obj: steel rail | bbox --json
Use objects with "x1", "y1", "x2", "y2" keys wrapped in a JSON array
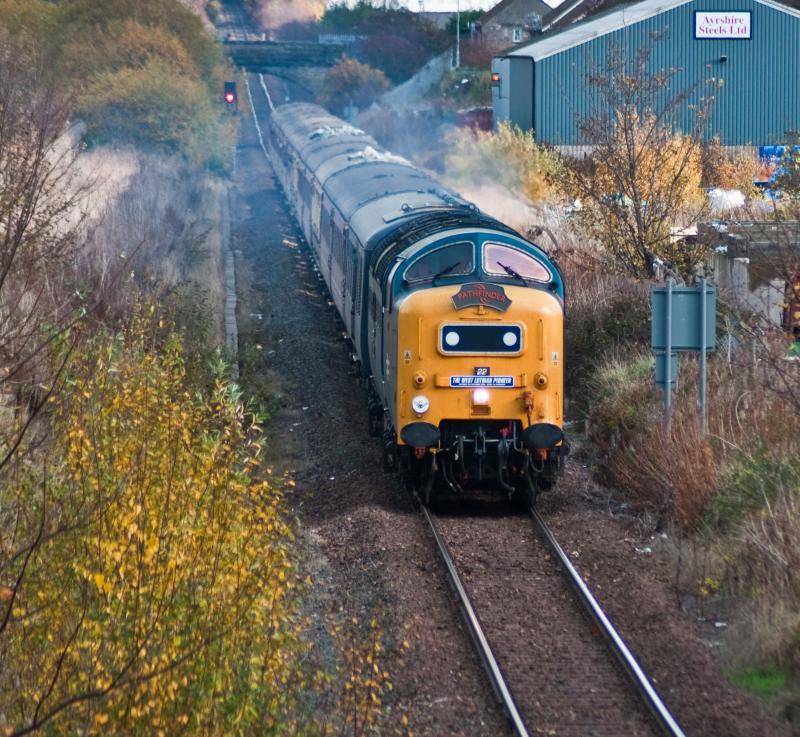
[
  {"x1": 530, "y1": 507, "x2": 688, "y2": 737},
  {"x1": 244, "y1": 76, "x2": 271, "y2": 163},
  {"x1": 422, "y1": 506, "x2": 532, "y2": 737},
  {"x1": 258, "y1": 74, "x2": 276, "y2": 113}
]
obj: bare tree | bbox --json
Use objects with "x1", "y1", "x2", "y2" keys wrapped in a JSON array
[
  {"x1": 567, "y1": 38, "x2": 717, "y2": 277},
  {"x1": 0, "y1": 35, "x2": 98, "y2": 468},
  {"x1": 709, "y1": 181, "x2": 800, "y2": 415}
]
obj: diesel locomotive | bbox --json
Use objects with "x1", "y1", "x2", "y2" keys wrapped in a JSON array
[{"x1": 267, "y1": 103, "x2": 566, "y2": 502}]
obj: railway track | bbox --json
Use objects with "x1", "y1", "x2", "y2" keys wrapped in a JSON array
[
  {"x1": 243, "y1": 56, "x2": 686, "y2": 737},
  {"x1": 424, "y1": 503, "x2": 688, "y2": 737}
]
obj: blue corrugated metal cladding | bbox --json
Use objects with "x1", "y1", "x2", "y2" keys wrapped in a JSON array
[{"x1": 533, "y1": 0, "x2": 799, "y2": 145}]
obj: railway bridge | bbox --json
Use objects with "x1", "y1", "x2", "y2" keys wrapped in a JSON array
[{"x1": 223, "y1": 40, "x2": 345, "y2": 97}]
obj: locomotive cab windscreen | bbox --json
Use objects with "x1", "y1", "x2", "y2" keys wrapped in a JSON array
[{"x1": 403, "y1": 242, "x2": 475, "y2": 284}]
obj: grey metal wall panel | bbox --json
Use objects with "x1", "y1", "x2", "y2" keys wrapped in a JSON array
[
  {"x1": 491, "y1": 57, "x2": 512, "y2": 127},
  {"x1": 531, "y1": 0, "x2": 800, "y2": 145},
  {"x1": 510, "y1": 57, "x2": 535, "y2": 130}
]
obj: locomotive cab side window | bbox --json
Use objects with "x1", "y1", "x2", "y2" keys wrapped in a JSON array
[
  {"x1": 404, "y1": 242, "x2": 474, "y2": 284},
  {"x1": 482, "y1": 242, "x2": 551, "y2": 283}
]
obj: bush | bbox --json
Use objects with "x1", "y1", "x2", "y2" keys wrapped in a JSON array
[
  {"x1": 0, "y1": 307, "x2": 309, "y2": 736},
  {"x1": 707, "y1": 450, "x2": 800, "y2": 530},
  {"x1": 562, "y1": 257, "x2": 650, "y2": 409},
  {"x1": 58, "y1": 0, "x2": 225, "y2": 83},
  {"x1": 318, "y1": 55, "x2": 389, "y2": 116},
  {"x1": 0, "y1": 0, "x2": 234, "y2": 166},
  {"x1": 701, "y1": 136, "x2": 760, "y2": 196},
  {"x1": 78, "y1": 59, "x2": 233, "y2": 168},
  {"x1": 445, "y1": 122, "x2": 563, "y2": 203},
  {"x1": 60, "y1": 18, "x2": 198, "y2": 80},
  {"x1": 586, "y1": 351, "x2": 720, "y2": 525},
  {"x1": 587, "y1": 351, "x2": 659, "y2": 456}
]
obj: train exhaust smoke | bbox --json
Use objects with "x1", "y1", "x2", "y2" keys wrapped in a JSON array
[{"x1": 255, "y1": 0, "x2": 325, "y2": 31}]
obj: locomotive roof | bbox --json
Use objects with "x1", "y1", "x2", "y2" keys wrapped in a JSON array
[
  {"x1": 272, "y1": 104, "x2": 461, "y2": 231},
  {"x1": 271, "y1": 104, "x2": 510, "y2": 254},
  {"x1": 272, "y1": 103, "x2": 376, "y2": 163}
]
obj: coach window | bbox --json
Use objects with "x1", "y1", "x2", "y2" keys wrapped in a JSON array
[
  {"x1": 404, "y1": 242, "x2": 474, "y2": 283},
  {"x1": 483, "y1": 242, "x2": 551, "y2": 283}
]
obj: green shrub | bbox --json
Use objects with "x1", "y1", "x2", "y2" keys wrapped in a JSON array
[
  {"x1": 587, "y1": 351, "x2": 659, "y2": 455},
  {"x1": 727, "y1": 666, "x2": 789, "y2": 695},
  {"x1": 78, "y1": 59, "x2": 233, "y2": 168},
  {"x1": 566, "y1": 285, "x2": 650, "y2": 410},
  {"x1": 707, "y1": 450, "x2": 800, "y2": 530}
]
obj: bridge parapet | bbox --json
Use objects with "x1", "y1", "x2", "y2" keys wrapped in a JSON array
[{"x1": 224, "y1": 40, "x2": 345, "y2": 70}]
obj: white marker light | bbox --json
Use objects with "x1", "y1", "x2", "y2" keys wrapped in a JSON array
[
  {"x1": 472, "y1": 389, "x2": 491, "y2": 405},
  {"x1": 411, "y1": 395, "x2": 430, "y2": 414},
  {"x1": 445, "y1": 331, "x2": 460, "y2": 347},
  {"x1": 503, "y1": 331, "x2": 518, "y2": 347}
]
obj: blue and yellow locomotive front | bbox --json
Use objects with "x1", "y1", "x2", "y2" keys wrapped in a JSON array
[{"x1": 379, "y1": 230, "x2": 565, "y2": 501}]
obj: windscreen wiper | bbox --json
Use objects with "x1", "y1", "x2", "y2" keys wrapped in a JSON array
[
  {"x1": 431, "y1": 261, "x2": 460, "y2": 283},
  {"x1": 497, "y1": 261, "x2": 528, "y2": 284}
]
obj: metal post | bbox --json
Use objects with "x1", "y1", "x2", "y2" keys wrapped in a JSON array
[
  {"x1": 664, "y1": 278, "x2": 673, "y2": 433},
  {"x1": 455, "y1": 0, "x2": 461, "y2": 69},
  {"x1": 700, "y1": 278, "x2": 708, "y2": 434}
]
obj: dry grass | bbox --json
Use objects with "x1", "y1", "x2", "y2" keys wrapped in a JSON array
[
  {"x1": 559, "y1": 238, "x2": 651, "y2": 411},
  {"x1": 75, "y1": 146, "x2": 227, "y2": 344},
  {"x1": 595, "y1": 346, "x2": 800, "y2": 525}
]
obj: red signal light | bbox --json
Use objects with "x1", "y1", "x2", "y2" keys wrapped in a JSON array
[{"x1": 225, "y1": 92, "x2": 235, "y2": 104}]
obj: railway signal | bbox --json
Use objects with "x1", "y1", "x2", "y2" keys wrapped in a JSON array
[{"x1": 224, "y1": 81, "x2": 237, "y2": 112}]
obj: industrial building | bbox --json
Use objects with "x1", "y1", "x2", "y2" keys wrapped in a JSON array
[{"x1": 491, "y1": 0, "x2": 800, "y2": 147}]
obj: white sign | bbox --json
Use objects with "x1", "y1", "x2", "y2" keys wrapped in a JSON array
[
  {"x1": 694, "y1": 11, "x2": 752, "y2": 39},
  {"x1": 449, "y1": 376, "x2": 514, "y2": 387}
]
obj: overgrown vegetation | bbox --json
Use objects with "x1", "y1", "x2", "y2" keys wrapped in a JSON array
[
  {"x1": 556, "y1": 129, "x2": 800, "y2": 719},
  {"x1": 319, "y1": 56, "x2": 390, "y2": 116},
  {"x1": 1, "y1": 308, "x2": 309, "y2": 736},
  {"x1": 446, "y1": 123, "x2": 563, "y2": 203},
  {"x1": 0, "y1": 6, "x2": 395, "y2": 735},
  {"x1": 0, "y1": 0, "x2": 235, "y2": 168}
]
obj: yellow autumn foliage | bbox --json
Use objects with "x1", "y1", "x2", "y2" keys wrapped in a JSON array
[
  {"x1": 566, "y1": 111, "x2": 705, "y2": 276},
  {"x1": 701, "y1": 136, "x2": 759, "y2": 195},
  {"x1": 445, "y1": 122, "x2": 563, "y2": 204},
  {"x1": 0, "y1": 306, "x2": 307, "y2": 736}
]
